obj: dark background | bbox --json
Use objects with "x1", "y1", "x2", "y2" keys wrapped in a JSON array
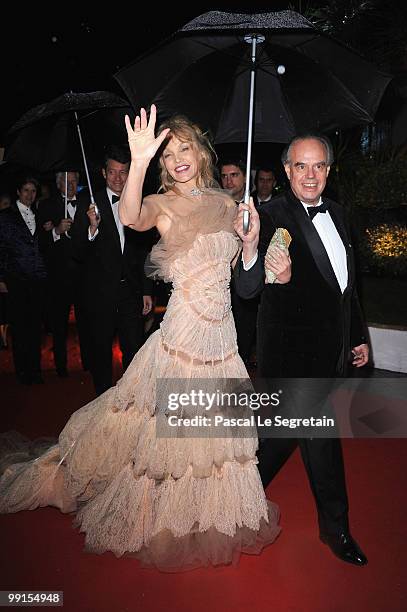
[
  {"x1": 1, "y1": 3, "x2": 336, "y2": 145},
  {"x1": 2, "y1": 1, "x2": 406, "y2": 195}
]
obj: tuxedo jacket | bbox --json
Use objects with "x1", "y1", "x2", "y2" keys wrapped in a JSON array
[
  {"x1": 70, "y1": 188, "x2": 153, "y2": 312},
  {"x1": 37, "y1": 193, "x2": 88, "y2": 280},
  {"x1": 0, "y1": 204, "x2": 47, "y2": 284},
  {"x1": 234, "y1": 190, "x2": 367, "y2": 377}
]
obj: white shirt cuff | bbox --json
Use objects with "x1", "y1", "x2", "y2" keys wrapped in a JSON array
[
  {"x1": 88, "y1": 227, "x2": 98, "y2": 241},
  {"x1": 52, "y1": 228, "x2": 61, "y2": 242},
  {"x1": 242, "y1": 251, "x2": 258, "y2": 271}
]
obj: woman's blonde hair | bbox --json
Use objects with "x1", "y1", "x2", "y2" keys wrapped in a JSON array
[{"x1": 157, "y1": 115, "x2": 217, "y2": 192}]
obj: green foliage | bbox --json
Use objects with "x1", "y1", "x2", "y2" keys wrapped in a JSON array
[{"x1": 360, "y1": 223, "x2": 407, "y2": 276}]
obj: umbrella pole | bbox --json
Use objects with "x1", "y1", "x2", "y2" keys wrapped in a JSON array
[
  {"x1": 244, "y1": 34, "x2": 264, "y2": 204},
  {"x1": 65, "y1": 171, "x2": 68, "y2": 218},
  {"x1": 74, "y1": 111, "x2": 96, "y2": 207}
]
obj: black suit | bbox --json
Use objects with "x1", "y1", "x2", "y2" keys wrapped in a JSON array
[
  {"x1": 0, "y1": 204, "x2": 47, "y2": 381},
  {"x1": 70, "y1": 189, "x2": 153, "y2": 395},
  {"x1": 234, "y1": 189, "x2": 367, "y2": 536},
  {"x1": 37, "y1": 194, "x2": 88, "y2": 373}
]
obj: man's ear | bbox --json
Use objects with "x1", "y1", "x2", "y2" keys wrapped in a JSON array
[
  {"x1": 326, "y1": 165, "x2": 331, "y2": 177},
  {"x1": 102, "y1": 168, "x2": 106, "y2": 180},
  {"x1": 284, "y1": 163, "x2": 291, "y2": 181}
]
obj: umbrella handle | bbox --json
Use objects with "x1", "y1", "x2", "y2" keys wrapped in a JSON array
[{"x1": 242, "y1": 209, "x2": 250, "y2": 234}]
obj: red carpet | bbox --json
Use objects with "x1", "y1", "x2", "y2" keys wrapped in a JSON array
[{"x1": 0, "y1": 323, "x2": 406, "y2": 612}]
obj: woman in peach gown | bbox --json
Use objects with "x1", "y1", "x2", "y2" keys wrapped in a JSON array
[{"x1": 0, "y1": 106, "x2": 287, "y2": 571}]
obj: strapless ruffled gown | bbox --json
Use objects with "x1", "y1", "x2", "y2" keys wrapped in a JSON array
[{"x1": 0, "y1": 192, "x2": 280, "y2": 571}]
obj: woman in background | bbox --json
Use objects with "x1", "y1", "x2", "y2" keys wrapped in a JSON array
[{"x1": 0, "y1": 177, "x2": 46, "y2": 383}]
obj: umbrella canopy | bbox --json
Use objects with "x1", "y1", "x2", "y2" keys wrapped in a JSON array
[
  {"x1": 115, "y1": 10, "x2": 392, "y2": 144},
  {"x1": 5, "y1": 91, "x2": 132, "y2": 172}
]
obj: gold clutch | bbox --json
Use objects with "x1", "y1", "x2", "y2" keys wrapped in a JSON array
[{"x1": 265, "y1": 228, "x2": 292, "y2": 284}]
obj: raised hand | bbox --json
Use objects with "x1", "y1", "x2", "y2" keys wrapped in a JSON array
[{"x1": 125, "y1": 105, "x2": 170, "y2": 163}]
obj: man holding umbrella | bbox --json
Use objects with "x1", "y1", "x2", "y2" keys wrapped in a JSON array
[
  {"x1": 71, "y1": 145, "x2": 154, "y2": 396},
  {"x1": 234, "y1": 134, "x2": 369, "y2": 566},
  {"x1": 38, "y1": 171, "x2": 89, "y2": 376}
]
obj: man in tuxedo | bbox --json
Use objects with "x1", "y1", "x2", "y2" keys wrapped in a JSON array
[
  {"x1": 38, "y1": 171, "x2": 88, "y2": 376},
  {"x1": 234, "y1": 135, "x2": 369, "y2": 566},
  {"x1": 71, "y1": 145, "x2": 153, "y2": 396},
  {"x1": 251, "y1": 167, "x2": 277, "y2": 209}
]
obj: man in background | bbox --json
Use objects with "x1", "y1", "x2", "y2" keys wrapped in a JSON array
[
  {"x1": 252, "y1": 167, "x2": 277, "y2": 208},
  {"x1": 220, "y1": 159, "x2": 246, "y2": 202}
]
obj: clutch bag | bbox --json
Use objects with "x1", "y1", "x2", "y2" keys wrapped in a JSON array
[{"x1": 265, "y1": 227, "x2": 292, "y2": 284}]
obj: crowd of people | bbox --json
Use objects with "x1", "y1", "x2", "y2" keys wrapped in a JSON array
[{"x1": 0, "y1": 106, "x2": 369, "y2": 571}]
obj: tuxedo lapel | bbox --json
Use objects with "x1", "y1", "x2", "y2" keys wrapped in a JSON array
[
  {"x1": 12, "y1": 203, "x2": 35, "y2": 240},
  {"x1": 286, "y1": 191, "x2": 341, "y2": 294},
  {"x1": 99, "y1": 191, "x2": 122, "y2": 253}
]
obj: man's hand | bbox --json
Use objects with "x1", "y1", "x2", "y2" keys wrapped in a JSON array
[
  {"x1": 0, "y1": 281, "x2": 8, "y2": 293},
  {"x1": 234, "y1": 198, "x2": 260, "y2": 264},
  {"x1": 351, "y1": 343, "x2": 369, "y2": 367},
  {"x1": 43, "y1": 220, "x2": 54, "y2": 232},
  {"x1": 142, "y1": 295, "x2": 153, "y2": 315},
  {"x1": 265, "y1": 246, "x2": 292, "y2": 284},
  {"x1": 87, "y1": 204, "x2": 100, "y2": 235},
  {"x1": 55, "y1": 218, "x2": 72, "y2": 235}
]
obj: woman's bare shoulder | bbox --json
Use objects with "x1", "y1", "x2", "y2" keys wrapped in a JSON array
[{"x1": 142, "y1": 193, "x2": 169, "y2": 213}]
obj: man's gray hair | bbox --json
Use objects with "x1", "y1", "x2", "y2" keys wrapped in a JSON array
[
  {"x1": 55, "y1": 171, "x2": 79, "y2": 184},
  {"x1": 281, "y1": 134, "x2": 334, "y2": 166}
]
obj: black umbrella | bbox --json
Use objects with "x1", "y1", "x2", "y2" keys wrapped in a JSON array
[
  {"x1": 115, "y1": 10, "x2": 392, "y2": 203},
  {"x1": 5, "y1": 91, "x2": 132, "y2": 208}
]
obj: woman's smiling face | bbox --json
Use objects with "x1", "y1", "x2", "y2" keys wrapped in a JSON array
[{"x1": 162, "y1": 136, "x2": 200, "y2": 187}]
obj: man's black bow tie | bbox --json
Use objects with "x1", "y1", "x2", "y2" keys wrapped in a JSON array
[
  {"x1": 307, "y1": 201, "x2": 329, "y2": 220},
  {"x1": 111, "y1": 195, "x2": 120, "y2": 204},
  {"x1": 67, "y1": 200, "x2": 76, "y2": 208}
]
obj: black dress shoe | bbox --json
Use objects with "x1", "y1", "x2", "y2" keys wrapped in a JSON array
[
  {"x1": 56, "y1": 368, "x2": 68, "y2": 378},
  {"x1": 320, "y1": 532, "x2": 368, "y2": 566}
]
